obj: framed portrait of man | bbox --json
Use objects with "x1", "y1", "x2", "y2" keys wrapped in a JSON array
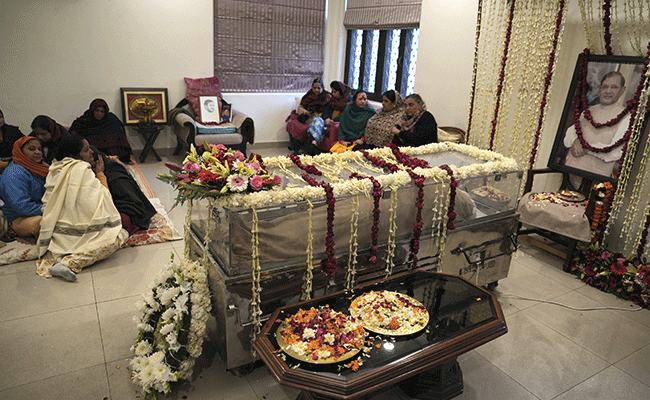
[
  {"x1": 548, "y1": 53, "x2": 646, "y2": 182},
  {"x1": 198, "y1": 95, "x2": 221, "y2": 123}
]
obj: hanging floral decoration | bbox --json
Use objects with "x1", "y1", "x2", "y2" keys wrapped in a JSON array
[
  {"x1": 350, "y1": 173, "x2": 382, "y2": 264},
  {"x1": 571, "y1": 242, "x2": 650, "y2": 309},
  {"x1": 589, "y1": 182, "x2": 614, "y2": 242},
  {"x1": 488, "y1": 0, "x2": 517, "y2": 151},
  {"x1": 437, "y1": 165, "x2": 458, "y2": 231},
  {"x1": 528, "y1": 0, "x2": 566, "y2": 170},
  {"x1": 603, "y1": 0, "x2": 613, "y2": 56},
  {"x1": 130, "y1": 254, "x2": 212, "y2": 399},
  {"x1": 158, "y1": 143, "x2": 282, "y2": 206},
  {"x1": 301, "y1": 173, "x2": 337, "y2": 277},
  {"x1": 407, "y1": 170, "x2": 425, "y2": 269}
]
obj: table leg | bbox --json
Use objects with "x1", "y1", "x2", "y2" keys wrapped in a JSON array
[
  {"x1": 139, "y1": 129, "x2": 162, "y2": 163},
  {"x1": 399, "y1": 358, "x2": 464, "y2": 400}
]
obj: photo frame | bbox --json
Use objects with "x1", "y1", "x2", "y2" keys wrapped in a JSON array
[
  {"x1": 120, "y1": 88, "x2": 168, "y2": 125},
  {"x1": 198, "y1": 95, "x2": 221, "y2": 123},
  {"x1": 220, "y1": 99, "x2": 232, "y2": 123},
  {"x1": 548, "y1": 53, "x2": 646, "y2": 182}
]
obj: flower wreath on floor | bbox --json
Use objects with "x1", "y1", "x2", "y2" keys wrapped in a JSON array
[
  {"x1": 130, "y1": 254, "x2": 212, "y2": 399},
  {"x1": 132, "y1": 143, "x2": 283, "y2": 398}
]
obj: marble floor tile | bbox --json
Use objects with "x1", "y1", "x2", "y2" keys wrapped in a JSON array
[
  {"x1": 525, "y1": 291, "x2": 650, "y2": 363},
  {"x1": 0, "y1": 363, "x2": 109, "y2": 400},
  {"x1": 91, "y1": 241, "x2": 177, "y2": 303},
  {"x1": 615, "y1": 344, "x2": 650, "y2": 387},
  {"x1": 575, "y1": 284, "x2": 650, "y2": 328},
  {"x1": 552, "y1": 365, "x2": 650, "y2": 400},
  {"x1": 475, "y1": 311, "x2": 609, "y2": 400},
  {"x1": 0, "y1": 268, "x2": 95, "y2": 322},
  {"x1": 96, "y1": 295, "x2": 141, "y2": 363},
  {"x1": 0, "y1": 304, "x2": 104, "y2": 391}
]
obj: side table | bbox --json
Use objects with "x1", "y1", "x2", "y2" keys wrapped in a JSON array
[{"x1": 135, "y1": 122, "x2": 163, "y2": 163}]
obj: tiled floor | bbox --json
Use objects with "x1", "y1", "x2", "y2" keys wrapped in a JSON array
[{"x1": 1, "y1": 143, "x2": 649, "y2": 400}]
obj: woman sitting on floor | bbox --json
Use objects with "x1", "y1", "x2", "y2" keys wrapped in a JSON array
[
  {"x1": 336, "y1": 90, "x2": 376, "y2": 150},
  {"x1": 0, "y1": 108, "x2": 25, "y2": 173},
  {"x1": 364, "y1": 90, "x2": 405, "y2": 148},
  {"x1": 69, "y1": 98, "x2": 133, "y2": 163},
  {"x1": 90, "y1": 145, "x2": 156, "y2": 234},
  {"x1": 37, "y1": 135, "x2": 128, "y2": 282},
  {"x1": 30, "y1": 115, "x2": 71, "y2": 164},
  {"x1": 391, "y1": 94, "x2": 438, "y2": 147},
  {"x1": 287, "y1": 78, "x2": 332, "y2": 154},
  {"x1": 301, "y1": 81, "x2": 354, "y2": 155},
  {"x1": 0, "y1": 136, "x2": 48, "y2": 240}
]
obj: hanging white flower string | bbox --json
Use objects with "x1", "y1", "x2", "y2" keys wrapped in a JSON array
[
  {"x1": 201, "y1": 198, "x2": 215, "y2": 267},
  {"x1": 384, "y1": 188, "x2": 398, "y2": 278},
  {"x1": 301, "y1": 199, "x2": 315, "y2": 300},
  {"x1": 249, "y1": 207, "x2": 263, "y2": 346},
  {"x1": 346, "y1": 195, "x2": 360, "y2": 289},
  {"x1": 184, "y1": 200, "x2": 193, "y2": 260}
]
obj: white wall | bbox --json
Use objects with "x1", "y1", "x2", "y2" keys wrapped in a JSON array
[{"x1": 0, "y1": 0, "x2": 582, "y2": 156}]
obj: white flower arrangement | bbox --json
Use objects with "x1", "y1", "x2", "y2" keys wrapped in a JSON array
[
  {"x1": 130, "y1": 254, "x2": 212, "y2": 399},
  {"x1": 210, "y1": 143, "x2": 518, "y2": 209}
]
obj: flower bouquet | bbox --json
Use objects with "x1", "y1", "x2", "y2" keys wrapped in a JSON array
[
  {"x1": 158, "y1": 142, "x2": 282, "y2": 206},
  {"x1": 130, "y1": 254, "x2": 212, "y2": 399},
  {"x1": 571, "y1": 243, "x2": 650, "y2": 309}
]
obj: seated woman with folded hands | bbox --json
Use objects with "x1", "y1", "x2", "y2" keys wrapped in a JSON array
[{"x1": 36, "y1": 135, "x2": 128, "y2": 282}]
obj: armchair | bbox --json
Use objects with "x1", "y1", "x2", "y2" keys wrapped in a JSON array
[{"x1": 170, "y1": 98, "x2": 255, "y2": 155}]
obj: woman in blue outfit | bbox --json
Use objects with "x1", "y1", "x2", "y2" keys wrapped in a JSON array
[
  {"x1": 0, "y1": 136, "x2": 49, "y2": 239},
  {"x1": 338, "y1": 90, "x2": 376, "y2": 147}
]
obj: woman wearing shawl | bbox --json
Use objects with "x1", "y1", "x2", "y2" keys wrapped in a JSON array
[
  {"x1": 364, "y1": 90, "x2": 405, "y2": 147},
  {"x1": 37, "y1": 135, "x2": 127, "y2": 282},
  {"x1": 288, "y1": 78, "x2": 333, "y2": 154},
  {"x1": 0, "y1": 137, "x2": 49, "y2": 239},
  {"x1": 70, "y1": 99, "x2": 133, "y2": 163},
  {"x1": 90, "y1": 145, "x2": 156, "y2": 234},
  {"x1": 0, "y1": 108, "x2": 25, "y2": 173},
  {"x1": 337, "y1": 90, "x2": 376, "y2": 146},
  {"x1": 30, "y1": 115, "x2": 71, "y2": 164},
  {"x1": 392, "y1": 94, "x2": 438, "y2": 147},
  {"x1": 302, "y1": 81, "x2": 354, "y2": 155}
]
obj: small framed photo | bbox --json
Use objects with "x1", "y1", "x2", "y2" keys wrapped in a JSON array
[
  {"x1": 199, "y1": 95, "x2": 221, "y2": 123},
  {"x1": 120, "y1": 88, "x2": 169, "y2": 125},
  {"x1": 220, "y1": 100, "x2": 232, "y2": 123}
]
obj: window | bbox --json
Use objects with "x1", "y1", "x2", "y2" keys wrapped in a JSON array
[{"x1": 344, "y1": 28, "x2": 420, "y2": 101}]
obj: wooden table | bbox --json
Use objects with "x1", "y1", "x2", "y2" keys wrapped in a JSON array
[
  {"x1": 134, "y1": 122, "x2": 163, "y2": 163},
  {"x1": 253, "y1": 271, "x2": 507, "y2": 400}
]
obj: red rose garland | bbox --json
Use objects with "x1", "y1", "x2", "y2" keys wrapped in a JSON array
[
  {"x1": 406, "y1": 170, "x2": 426, "y2": 269},
  {"x1": 437, "y1": 165, "x2": 458, "y2": 231},
  {"x1": 529, "y1": 0, "x2": 566, "y2": 169},
  {"x1": 603, "y1": 0, "x2": 613, "y2": 56},
  {"x1": 572, "y1": 49, "x2": 639, "y2": 155},
  {"x1": 488, "y1": 0, "x2": 517, "y2": 151},
  {"x1": 387, "y1": 143, "x2": 431, "y2": 169},
  {"x1": 289, "y1": 154, "x2": 322, "y2": 176},
  {"x1": 350, "y1": 173, "x2": 382, "y2": 264},
  {"x1": 301, "y1": 173, "x2": 337, "y2": 277}
]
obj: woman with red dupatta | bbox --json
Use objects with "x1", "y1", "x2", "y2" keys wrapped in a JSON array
[{"x1": 70, "y1": 99, "x2": 133, "y2": 163}]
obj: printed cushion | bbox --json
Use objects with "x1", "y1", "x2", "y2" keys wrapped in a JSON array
[
  {"x1": 184, "y1": 76, "x2": 222, "y2": 123},
  {"x1": 196, "y1": 122, "x2": 238, "y2": 135}
]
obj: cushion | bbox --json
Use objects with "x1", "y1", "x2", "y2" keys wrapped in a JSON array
[
  {"x1": 197, "y1": 122, "x2": 238, "y2": 135},
  {"x1": 184, "y1": 76, "x2": 222, "y2": 123}
]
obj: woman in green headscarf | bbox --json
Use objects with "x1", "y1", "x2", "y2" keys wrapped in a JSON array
[{"x1": 337, "y1": 90, "x2": 376, "y2": 147}]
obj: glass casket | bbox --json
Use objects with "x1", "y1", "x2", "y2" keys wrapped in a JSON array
[{"x1": 186, "y1": 143, "x2": 522, "y2": 372}]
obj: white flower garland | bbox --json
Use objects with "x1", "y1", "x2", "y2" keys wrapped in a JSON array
[
  {"x1": 384, "y1": 189, "x2": 398, "y2": 278},
  {"x1": 250, "y1": 208, "x2": 263, "y2": 344},
  {"x1": 130, "y1": 254, "x2": 211, "y2": 399},
  {"x1": 301, "y1": 199, "x2": 315, "y2": 300},
  {"x1": 346, "y1": 195, "x2": 360, "y2": 289}
]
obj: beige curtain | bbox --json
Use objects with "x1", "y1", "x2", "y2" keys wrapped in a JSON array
[
  {"x1": 214, "y1": 0, "x2": 326, "y2": 92},
  {"x1": 344, "y1": 0, "x2": 422, "y2": 30}
]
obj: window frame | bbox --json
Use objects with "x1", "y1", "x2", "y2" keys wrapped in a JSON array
[{"x1": 344, "y1": 28, "x2": 414, "y2": 102}]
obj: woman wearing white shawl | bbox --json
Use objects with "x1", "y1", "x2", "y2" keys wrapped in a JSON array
[{"x1": 37, "y1": 135, "x2": 128, "y2": 281}]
